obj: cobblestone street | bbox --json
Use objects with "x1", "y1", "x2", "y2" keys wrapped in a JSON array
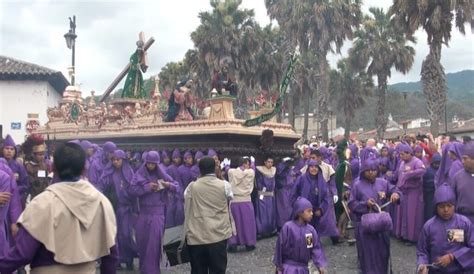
[{"x1": 117, "y1": 234, "x2": 417, "y2": 274}]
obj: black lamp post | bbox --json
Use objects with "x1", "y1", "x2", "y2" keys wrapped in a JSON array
[{"x1": 64, "y1": 16, "x2": 77, "y2": 86}]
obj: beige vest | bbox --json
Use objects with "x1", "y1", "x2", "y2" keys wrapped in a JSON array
[
  {"x1": 18, "y1": 180, "x2": 117, "y2": 265},
  {"x1": 228, "y1": 168, "x2": 255, "y2": 202},
  {"x1": 184, "y1": 175, "x2": 232, "y2": 245}
]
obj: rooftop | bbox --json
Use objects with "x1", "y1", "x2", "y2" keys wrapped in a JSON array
[{"x1": 0, "y1": 55, "x2": 69, "y2": 94}]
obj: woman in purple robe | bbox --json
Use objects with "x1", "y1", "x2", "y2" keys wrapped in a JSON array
[
  {"x1": 275, "y1": 158, "x2": 297, "y2": 230},
  {"x1": 435, "y1": 143, "x2": 454, "y2": 187},
  {"x1": 127, "y1": 151, "x2": 178, "y2": 274},
  {"x1": 348, "y1": 159, "x2": 401, "y2": 274},
  {"x1": 255, "y1": 155, "x2": 277, "y2": 237},
  {"x1": 273, "y1": 197, "x2": 328, "y2": 274},
  {"x1": 447, "y1": 142, "x2": 464, "y2": 180},
  {"x1": 293, "y1": 160, "x2": 330, "y2": 237},
  {"x1": 228, "y1": 157, "x2": 257, "y2": 251},
  {"x1": 165, "y1": 148, "x2": 183, "y2": 228},
  {"x1": 417, "y1": 183, "x2": 474, "y2": 274},
  {"x1": 450, "y1": 141, "x2": 474, "y2": 223},
  {"x1": 349, "y1": 144, "x2": 360, "y2": 183},
  {"x1": 88, "y1": 141, "x2": 116, "y2": 186},
  {"x1": 190, "y1": 151, "x2": 204, "y2": 180},
  {"x1": 395, "y1": 144, "x2": 426, "y2": 242},
  {"x1": 97, "y1": 150, "x2": 137, "y2": 270},
  {"x1": 423, "y1": 153, "x2": 441, "y2": 222}
]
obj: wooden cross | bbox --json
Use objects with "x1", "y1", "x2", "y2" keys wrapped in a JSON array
[{"x1": 99, "y1": 31, "x2": 155, "y2": 102}]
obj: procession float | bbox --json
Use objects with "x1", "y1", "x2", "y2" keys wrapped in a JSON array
[{"x1": 33, "y1": 33, "x2": 300, "y2": 160}]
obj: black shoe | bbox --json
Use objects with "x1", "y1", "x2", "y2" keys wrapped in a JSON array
[
  {"x1": 228, "y1": 245, "x2": 238, "y2": 253},
  {"x1": 126, "y1": 262, "x2": 134, "y2": 271},
  {"x1": 331, "y1": 236, "x2": 341, "y2": 245},
  {"x1": 245, "y1": 245, "x2": 256, "y2": 251}
]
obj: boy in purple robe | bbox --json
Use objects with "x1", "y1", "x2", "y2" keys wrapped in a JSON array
[
  {"x1": 450, "y1": 141, "x2": 474, "y2": 223},
  {"x1": 228, "y1": 157, "x2": 257, "y2": 251},
  {"x1": 177, "y1": 150, "x2": 195, "y2": 190},
  {"x1": 293, "y1": 160, "x2": 330, "y2": 239},
  {"x1": 161, "y1": 150, "x2": 171, "y2": 168},
  {"x1": 275, "y1": 157, "x2": 297, "y2": 231},
  {"x1": 417, "y1": 183, "x2": 474, "y2": 274},
  {"x1": 255, "y1": 155, "x2": 277, "y2": 237},
  {"x1": 88, "y1": 141, "x2": 116, "y2": 186},
  {"x1": 395, "y1": 144, "x2": 426, "y2": 242},
  {"x1": 349, "y1": 144, "x2": 360, "y2": 182},
  {"x1": 165, "y1": 148, "x2": 183, "y2": 228},
  {"x1": 0, "y1": 142, "x2": 118, "y2": 274},
  {"x1": 423, "y1": 153, "x2": 441, "y2": 222},
  {"x1": 435, "y1": 143, "x2": 454, "y2": 187},
  {"x1": 273, "y1": 197, "x2": 328, "y2": 274},
  {"x1": 348, "y1": 159, "x2": 401, "y2": 274},
  {"x1": 190, "y1": 150, "x2": 204, "y2": 180},
  {"x1": 127, "y1": 151, "x2": 178, "y2": 274},
  {"x1": 97, "y1": 150, "x2": 137, "y2": 270}
]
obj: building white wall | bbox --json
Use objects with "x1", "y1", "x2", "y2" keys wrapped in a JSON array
[{"x1": 0, "y1": 80, "x2": 61, "y2": 144}]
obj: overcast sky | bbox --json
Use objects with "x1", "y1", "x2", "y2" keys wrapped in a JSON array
[{"x1": 1, "y1": 0, "x2": 473, "y2": 97}]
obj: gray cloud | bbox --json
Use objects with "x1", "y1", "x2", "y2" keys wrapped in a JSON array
[{"x1": 0, "y1": 0, "x2": 472, "y2": 98}]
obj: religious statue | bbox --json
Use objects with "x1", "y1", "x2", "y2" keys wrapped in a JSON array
[
  {"x1": 165, "y1": 78, "x2": 194, "y2": 122},
  {"x1": 211, "y1": 58, "x2": 238, "y2": 96},
  {"x1": 121, "y1": 39, "x2": 148, "y2": 99}
]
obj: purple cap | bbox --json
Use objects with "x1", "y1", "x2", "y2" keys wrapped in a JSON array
[
  {"x1": 431, "y1": 153, "x2": 442, "y2": 163},
  {"x1": 113, "y1": 149, "x2": 126, "y2": 159},
  {"x1": 360, "y1": 159, "x2": 378, "y2": 173},
  {"x1": 80, "y1": 140, "x2": 92, "y2": 151},
  {"x1": 307, "y1": 159, "x2": 318, "y2": 167},
  {"x1": 3, "y1": 134, "x2": 15, "y2": 147},
  {"x1": 145, "y1": 151, "x2": 161, "y2": 164},
  {"x1": 103, "y1": 142, "x2": 117, "y2": 153},
  {"x1": 142, "y1": 151, "x2": 149, "y2": 162},
  {"x1": 414, "y1": 145, "x2": 423, "y2": 153},
  {"x1": 378, "y1": 157, "x2": 389, "y2": 167},
  {"x1": 161, "y1": 150, "x2": 170, "y2": 160},
  {"x1": 194, "y1": 151, "x2": 204, "y2": 161},
  {"x1": 434, "y1": 183, "x2": 456, "y2": 206},
  {"x1": 184, "y1": 150, "x2": 193, "y2": 159},
  {"x1": 462, "y1": 141, "x2": 474, "y2": 158},
  {"x1": 172, "y1": 148, "x2": 181, "y2": 159},
  {"x1": 291, "y1": 197, "x2": 313, "y2": 220},
  {"x1": 398, "y1": 144, "x2": 413, "y2": 154},
  {"x1": 208, "y1": 149, "x2": 218, "y2": 158}
]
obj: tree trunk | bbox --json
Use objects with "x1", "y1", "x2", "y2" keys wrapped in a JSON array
[
  {"x1": 303, "y1": 81, "x2": 310, "y2": 141},
  {"x1": 375, "y1": 74, "x2": 388, "y2": 141},
  {"x1": 318, "y1": 59, "x2": 330, "y2": 142},
  {"x1": 422, "y1": 40, "x2": 446, "y2": 137},
  {"x1": 344, "y1": 116, "x2": 351, "y2": 139}
]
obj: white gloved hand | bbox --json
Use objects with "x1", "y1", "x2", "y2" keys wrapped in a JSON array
[
  {"x1": 250, "y1": 156, "x2": 255, "y2": 163},
  {"x1": 333, "y1": 195, "x2": 339, "y2": 204},
  {"x1": 222, "y1": 158, "x2": 231, "y2": 167},
  {"x1": 283, "y1": 157, "x2": 292, "y2": 162}
]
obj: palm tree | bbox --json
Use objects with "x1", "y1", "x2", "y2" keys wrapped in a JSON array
[
  {"x1": 390, "y1": 0, "x2": 471, "y2": 136},
  {"x1": 330, "y1": 59, "x2": 373, "y2": 138},
  {"x1": 265, "y1": 0, "x2": 362, "y2": 141},
  {"x1": 190, "y1": 0, "x2": 257, "y2": 104},
  {"x1": 349, "y1": 7, "x2": 415, "y2": 140}
]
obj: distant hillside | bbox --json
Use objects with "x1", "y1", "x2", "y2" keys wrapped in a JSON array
[{"x1": 389, "y1": 70, "x2": 474, "y2": 102}]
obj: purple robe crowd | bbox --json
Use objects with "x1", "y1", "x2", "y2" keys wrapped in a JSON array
[{"x1": 0, "y1": 133, "x2": 473, "y2": 273}]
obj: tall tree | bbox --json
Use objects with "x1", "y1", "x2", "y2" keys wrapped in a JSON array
[
  {"x1": 190, "y1": 0, "x2": 258, "y2": 104},
  {"x1": 330, "y1": 59, "x2": 373, "y2": 138},
  {"x1": 265, "y1": 0, "x2": 362, "y2": 141},
  {"x1": 390, "y1": 0, "x2": 471, "y2": 136},
  {"x1": 349, "y1": 7, "x2": 415, "y2": 140}
]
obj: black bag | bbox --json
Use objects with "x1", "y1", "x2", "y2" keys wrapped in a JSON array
[{"x1": 163, "y1": 225, "x2": 190, "y2": 266}]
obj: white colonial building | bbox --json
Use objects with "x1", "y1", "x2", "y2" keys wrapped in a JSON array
[{"x1": 0, "y1": 56, "x2": 69, "y2": 143}]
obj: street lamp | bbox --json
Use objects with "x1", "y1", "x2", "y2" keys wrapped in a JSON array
[{"x1": 64, "y1": 16, "x2": 77, "y2": 86}]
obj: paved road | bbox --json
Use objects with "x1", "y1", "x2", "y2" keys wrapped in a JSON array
[{"x1": 117, "y1": 233, "x2": 417, "y2": 274}]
